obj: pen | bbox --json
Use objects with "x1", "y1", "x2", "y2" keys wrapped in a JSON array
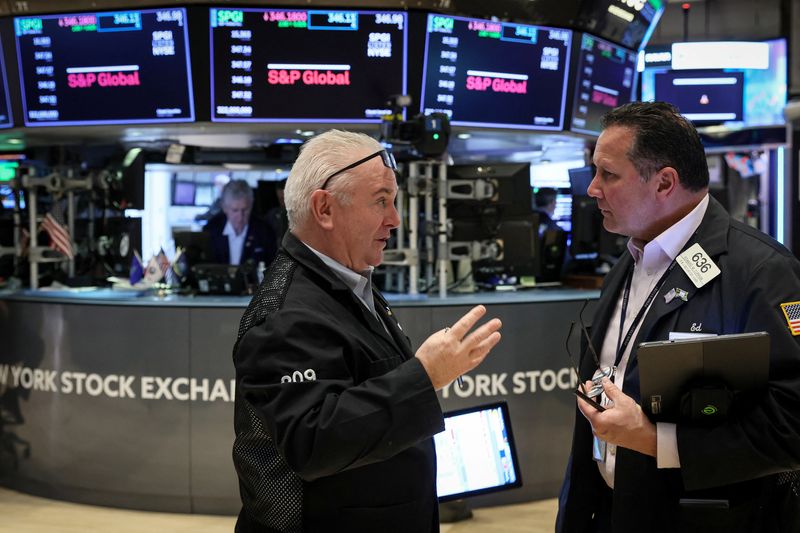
[{"x1": 457, "y1": 376, "x2": 464, "y2": 389}]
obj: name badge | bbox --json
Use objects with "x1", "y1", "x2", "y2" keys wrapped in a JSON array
[
  {"x1": 593, "y1": 435, "x2": 607, "y2": 463},
  {"x1": 676, "y1": 243, "x2": 720, "y2": 288}
]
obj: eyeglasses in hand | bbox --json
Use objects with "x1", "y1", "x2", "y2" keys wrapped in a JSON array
[{"x1": 565, "y1": 301, "x2": 616, "y2": 408}]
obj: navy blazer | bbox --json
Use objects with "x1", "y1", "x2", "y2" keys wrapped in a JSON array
[
  {"x1": 204, "y1": 213, "x2": 277, "y2": 265},
  {"x1": 557, "y1": 197, "x2": 800, "y2": 533}
]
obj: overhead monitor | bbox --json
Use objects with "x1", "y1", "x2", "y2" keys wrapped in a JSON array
[
  {"x1": 14, "y1": 8, "x2": 195, "y2": 126},
  {"x1": 0, "y1": 39, "x2": 12, "y2": 128},
  {"x1": 210, "y1": 8, "x2": 407, "y2": 122},
  {"x1": 571, "y1": 0, "x2": 664, "y2": 51},
  {"x1": 435, "y1": 401, "x2": 522, "y2": 501},
  {"x1": 570, "y1": 33, "x2": 638, "y2": 135},
  {"x1": 431, "y1": 0, "x2": 663, "y2": 51},
  {"x1": 654, "y1": 70, "x2": 744, "y2": 124},
  {"x1": 640, "y1": 38, "x2": 787, "y2": 128},
  {"x1": 420, "y1": 14, "x2": 572, "y2": 131}
]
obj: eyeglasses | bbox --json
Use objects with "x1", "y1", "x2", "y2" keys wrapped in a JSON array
[
  {"x1": 565, "y1": 300, "x2": 616, "y2": 399},
  {"x1": 320, "y1": 149, "x2": 397, "y2": 191}
]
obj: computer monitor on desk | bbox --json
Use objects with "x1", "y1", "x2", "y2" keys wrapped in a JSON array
[
  {"x1": 447, "y1": 162, "x2": 534, "y2": 219},
  {"x1": 450, "y1": 214, "x2": 541, "y2": 287},
  {"x1": 539, "y1": 227, "x2": 568, "y2": 283},
  {"x1": 569, "y1": 196, "x2": 626, "y2": 264},
  {"x1": 173, "y1": 231, "x2": 213, "y2": 266},
  {"x1": 435, "y1": 401, "x2": 522, "y2": 501}
]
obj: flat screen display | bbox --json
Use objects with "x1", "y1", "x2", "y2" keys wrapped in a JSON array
[
  {"x1": 14, "y1": 8, "x2": 195, "y2": 126},
  {"x1": 0, "y1": 186, "x2": 24, "y2": 209},
  {"x1": 172, "y1": 180, "x2": 196, "y2": 206},
  {"x1": 640, "y1": 38, "x2": 787, "y2": 128},
  {"x1": 0, "y1": 39, "x2": 12, "y2": 128},
  {"x1": 654, "y1": 70, "x2": 744, "y2": 124},
  {"x1": 210, "y1": 8, "x2": 407, "y2": 122},
  {"x1": 570, "y1": 33, "x2": 637, "y2": 135},
  {"x1": 440, "y1": 0, "x2": 663, "y2": 51},
  {"x1": 421, "y1": 14, "x2": 572, "y2": 131},
  {"x1": 435, "y1": 401, "x2": 522, "y2": 501},
  {"x1": 572, "y1": 0, "x2": 664, "y2": 51}
]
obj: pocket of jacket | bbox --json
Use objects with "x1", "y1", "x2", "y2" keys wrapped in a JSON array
[{"x1": 367, "y1": 356, "x2": 403, "y2": 377}]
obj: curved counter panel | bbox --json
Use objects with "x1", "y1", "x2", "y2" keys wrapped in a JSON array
[{"x1": 0, "y1": 288, "x2": 599, "y2": 514}]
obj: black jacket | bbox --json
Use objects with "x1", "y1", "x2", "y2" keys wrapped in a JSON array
[
  {"x1": 233, "y1": 232, "x2": 444, "y2": 532},
  {"x1": 557, "y1": 197, "x2": 800, "y2": 533},
  {"x1": 205, "y1": 212, "x2": 276, "y2": 265}
]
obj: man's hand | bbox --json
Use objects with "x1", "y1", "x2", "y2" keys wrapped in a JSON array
[
  {"x1": 415, "y1": 305, "x2": 502, "y2": 390},
  {"x1": 577, "y1": 378, "x2": 657, "y2": 457}
]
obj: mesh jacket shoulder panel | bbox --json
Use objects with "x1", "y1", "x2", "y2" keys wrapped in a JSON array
[{"x1": 233, "y1": 252, "x2": 303, "y2": 532}]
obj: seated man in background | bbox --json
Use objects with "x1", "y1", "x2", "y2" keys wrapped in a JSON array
[
  {"x1": 204, "y1": 179, "x2": 276, "y2": 266},
  {"x1": 534, "y1": 187, "x2": 568, "y2": 282},
  {"x1": 534, "y1": 187, "x2": 561, "y2": 234}
]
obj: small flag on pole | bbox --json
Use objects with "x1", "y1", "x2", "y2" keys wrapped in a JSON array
[
  {"x1": 172, "y1": 248, "x2": 188, "y2": 281},
  {"x1": 40, "y1": 207, "x2": 74, "y2": 259},
  {"x1": 144, "y1": 255, "x2": 163, "y2": 284},
  {"x1": 129, "y1": 251, "x2": 144, "y2": 285},
  {"x1": 156, "y1": 248, "x2": 174, "y2": 285}
]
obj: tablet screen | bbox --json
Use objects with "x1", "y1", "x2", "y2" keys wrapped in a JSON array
[{"x1": 435, "y1": 401, "x2": 522, "y2": 501}]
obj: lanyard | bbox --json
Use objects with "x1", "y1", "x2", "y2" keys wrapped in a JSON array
[{"x1": 614, "y1": 260, "x2": 677, "y2": 368}]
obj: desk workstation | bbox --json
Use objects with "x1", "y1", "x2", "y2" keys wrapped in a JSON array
[{"x1": 0, "y1": 287, "x2": 598, "y2": 513}]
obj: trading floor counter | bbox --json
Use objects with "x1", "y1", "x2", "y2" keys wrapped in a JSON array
[{"x1": 0, "y1": 287, "x2": 599, "y2": 514}]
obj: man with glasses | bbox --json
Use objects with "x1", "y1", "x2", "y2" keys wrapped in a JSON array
[
  {"x1": 231, "y1": 129, "x2": 502, "y2": 532},
  {"x1": 557, "y1": 102, "x2": 800, "y2": 533}
]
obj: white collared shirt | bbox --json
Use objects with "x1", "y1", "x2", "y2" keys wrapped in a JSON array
[
  {"x1": 303, "y1": 242, "x2": 380, "y2": 323},
  {"x1": 223, "y1": 221, "x2": 248, "y2": 266},
  {"x1": 597, "y1": 194, "x2": 709, "y2": 488}
]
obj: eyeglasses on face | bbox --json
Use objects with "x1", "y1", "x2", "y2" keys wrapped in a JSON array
[{"x1": 320, "y1": 149, "x2": 397, "y2": 191}]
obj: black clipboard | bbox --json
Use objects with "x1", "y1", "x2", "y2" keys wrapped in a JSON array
[{"x1": 637, "y1": 331, "x2": 769, "y2": 421}]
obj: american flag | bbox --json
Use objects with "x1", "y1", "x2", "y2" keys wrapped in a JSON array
[
  {"x1": 780, "y1": 301, "x2": 800, "y2": 336},
  {"x1": 156, "y1": 248, "x2": 171, "y2": 276},
  {"x1": 40, "y1": 203, "x2": 74, "y2": 259},
  {"x1": 157, "y1": 248, "x2": 175, "y2": 286},
  {"x1": 144, "y1": 255, "x2": 163, "y2": 283}
]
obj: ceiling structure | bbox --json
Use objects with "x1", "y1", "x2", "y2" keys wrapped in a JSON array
[{"x1": 0, "y1": 120, "x2": 591, "y2": 166}]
